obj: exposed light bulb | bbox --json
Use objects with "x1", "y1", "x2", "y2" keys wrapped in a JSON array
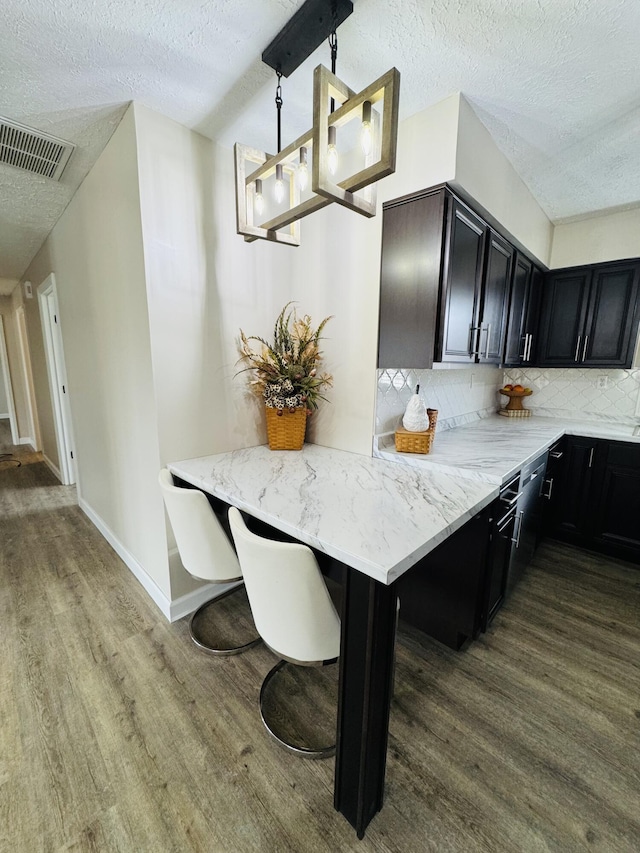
[
  {"x1": 327, "y1": 126, "x2": 338, "y2": 176},
  {"x1": 254, "y1": 179, "x2": 264, "y2": 216},
  {"x1": 361, "y1": 101, "x2": 373, "y2": 156},
  {"x1": 274, "y1": 163, "x2": 285, "y2": 204},
  {"x1": 297, "y1": 146, "x2": 308, "y2": 191}
]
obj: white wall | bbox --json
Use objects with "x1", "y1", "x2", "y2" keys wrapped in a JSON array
[
  {"x1": 550, "y1": 207, "x2": 640, "y2": 269},
  {"x1": 0, "y1": 279, "x2": 18, "y2": 297},
  {"x1": 454, "y1": 96, "x2": 554, "y2": 266},
  {"x1": 133, "y1": 95, "x2": 462, "y2": 469},
  {"x1": 18, "y1": 105, "x2": 171, "y2": 602}
]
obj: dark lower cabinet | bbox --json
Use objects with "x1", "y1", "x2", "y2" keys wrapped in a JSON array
[
  {"x1": 592, "y1": 441, "x2": 640, "y2": 561},
  {"x1": 397, "y1": 507, "x2": 491, "y2": 650},
  {"x1": 551, "y1": 436, "x2": 597, "y2": 542},
  {"x1": 398, "y1": 437, "x2": 640, "y2": 655},
  {"x1": 547, "y1": 436, "x2": 640, "y2": 564}
]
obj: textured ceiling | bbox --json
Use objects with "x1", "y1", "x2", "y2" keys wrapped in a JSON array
[{"x1": 1, "y1": 0, "x2": 639, "y2": 290}]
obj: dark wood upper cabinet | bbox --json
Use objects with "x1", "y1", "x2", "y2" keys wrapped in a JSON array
[
  {"x1": 583, "y1": 263, "x2": 640, "y2": 366},
  {"x1": 439, "y1": 200, "x2": 486, "y2": 363},
  {"x1": 537, "y1": 260, "x2": 640, "y2": 368},
  {"x1": 480, "y1": 231, "x2": 514, "y2": 363},
  {"x1": 504, "y1": 255, "x2": 543, "y2": 366},
  {"x1": 378, "y1": 186, "x2": 518, "y2": 368},
  {"x1": 377, "y1": 189, "x2": 446, "y2": 369},
  {"x1": 377, "y1": 183, "x2": 640, "y2": 371}
]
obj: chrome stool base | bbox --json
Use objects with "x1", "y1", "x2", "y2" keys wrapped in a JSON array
[
  {"x1": 259, "y1": 659, "x2": 337, "y2": 759},
  {"x1": 189, "y1": 586, "x2": 261, "y2": 656}
]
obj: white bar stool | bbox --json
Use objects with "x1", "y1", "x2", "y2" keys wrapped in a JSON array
[
  {"x1": 159, "y1": 469, "x2": 261, "y2": 655},
  {"x1": 228, "y1": 506, "x2": 341, "y2": 758}
]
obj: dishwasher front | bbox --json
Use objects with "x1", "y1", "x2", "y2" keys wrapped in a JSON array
[{"x1": 506, "y1": 450, "x2": 548, "y2": 596}]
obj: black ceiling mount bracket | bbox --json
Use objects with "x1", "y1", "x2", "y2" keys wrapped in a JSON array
[{"x1": 262, "y1": 0, "x2": 353, "y2": 78}]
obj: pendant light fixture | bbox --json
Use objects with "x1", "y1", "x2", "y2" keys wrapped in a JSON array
[{"x1": 234, "y1": 0, "x2": 400, "y2": 247}]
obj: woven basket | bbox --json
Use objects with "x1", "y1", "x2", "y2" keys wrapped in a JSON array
[
  {"x1": 395, "y1": 408, "x2": 438, "y2": 454},
  {"x1": 265, "y1": 406, "x2": 308, "y2": 450}
]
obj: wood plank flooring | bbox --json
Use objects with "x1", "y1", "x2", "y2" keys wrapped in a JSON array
[{"x1": 1, "y1": 449, "x2": 639, "y2": 852}]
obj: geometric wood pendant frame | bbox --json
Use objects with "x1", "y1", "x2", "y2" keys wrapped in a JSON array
[{"x1": 234, "y1": 64, "x2": 400, "y2": 246}]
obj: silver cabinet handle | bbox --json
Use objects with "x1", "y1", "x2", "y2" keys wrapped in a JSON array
[
  {"x1": 503, "y1": 489, "x2": 523, "y2": 507},
  {"x1": 582, "y1": 335, "x2": 589, "y2": 362},
  {"x1": 512, "y1": 510, "x2": 524, "y2": 547},
  {"x1": 485, "y1": 324, "x2": 492, "y2": 359},
  {"x1": 549, "y1": 450, "x2": 563, "y2": 459},
  {"x1": 525, "y1": 333, "x2": 533, "y2": 362},
  {"x1": 588, "y1": 447, "x2": 594, "y2": 468},
  {"x1": 574, "y1": 335, "x2": 582, "y2": 362},
  {"x1": 469, "y1": 325, "x2": 481, "y2": 356},
  {"x1": 497, "y1": 510, "x2": 516, "y2": 534},
  {"x1": 519, "y1": 335, "x2": 528, "y2": 359},
  {"x1": 542, "y1": 477, "x2": 554, "y2": 500}
]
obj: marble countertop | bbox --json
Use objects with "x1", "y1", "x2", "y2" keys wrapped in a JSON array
[
  {"x1": 169, "y1": 445, "x2": 497, "y2": 586},
  {"x1": 375, "y1": 415, "x2": 640, "y2": 485}
]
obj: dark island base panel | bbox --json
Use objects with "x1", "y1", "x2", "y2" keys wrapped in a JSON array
[
  {"x1": 171, "y1": 473, "x2": 399, "y2": 839},
  {"x1": 334, "y1": 567, "x2": 398, "y2": 838}
]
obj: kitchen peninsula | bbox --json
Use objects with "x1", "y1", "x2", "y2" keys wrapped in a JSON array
[
  {"x1": 169, "y1": 444, "x2": 496, "y2": 837},
  {"x1": 169, "y1": 412, "x2": 640, "y2": 836}
]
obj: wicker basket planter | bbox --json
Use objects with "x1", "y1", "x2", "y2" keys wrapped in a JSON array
[
  {"x1": 265, "y1": 406, "x2": 308, "y2": 450},
  {"x1": 395, "y1": 408, "x2": 439, "y2": 454}
]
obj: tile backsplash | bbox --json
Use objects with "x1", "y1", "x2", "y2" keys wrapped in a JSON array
[
  {"x1": 503, "y1": 367, "x2": 640, "y2": 425},
  {"x1": 375, "y1": 366, "x2": 640, "y2": 438},
  {"x1": 376, "y1": 365, "x2": 501, "y2": 435}
]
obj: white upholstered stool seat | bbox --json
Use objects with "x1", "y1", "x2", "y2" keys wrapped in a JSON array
[
  {"x1": 158, "y1": 469, "x2": 261, "y2": 655},
  {"x1": 228, "y1": 506, "x2": 341, "y2": 758}
]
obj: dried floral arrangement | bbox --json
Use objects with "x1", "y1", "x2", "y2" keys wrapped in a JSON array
[{"x1": 238, "y1": 302, "x2": 333, "y2": 413}]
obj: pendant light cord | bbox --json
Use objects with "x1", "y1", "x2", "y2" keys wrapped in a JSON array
[
  {"x1": 275, "y1": 70, "x2": 283, "y2": 153},
  {"x1": 328, "y1": 28, "x2": 338, "y2": 113}
]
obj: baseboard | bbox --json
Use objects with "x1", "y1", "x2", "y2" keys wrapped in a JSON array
[
  {"x1": 78, "y1": 496, "x2": 173, "y2": 620},
  {"x1": 77, "y1": 497, "x2": 242, "y2": 623},
  {"x1": 0, "y1": 413, "x2": 9, "y2": 419},
  {"x1": 169, "y1": 580, "x2": 243, "y2": 623},
  {"x1": 42, "y1": 453, "x2": 62, "y2": 482},
  {"x1": 18, "y1": 436, "x2": 35, "y2": 446}
]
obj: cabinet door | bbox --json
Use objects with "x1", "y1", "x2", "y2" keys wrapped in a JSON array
[
  {"x1": 537, "y1": 270, "x2": 591, "y2": 366},
  {"x1": 524, "y1": 266, "x2": 543, "y2": 364},
  {"x1": 440, "y1": 200, "x2": 486, "y2": 362},
  {"x1": 550, "y1": 437, "x2": 597, "y2": 541},
  {"x1": 479, "y1": 231, "x2": 514, "y2": 363},
  {"x1": 504, "y1": 253, "x2": 533, "y2": 366},
  {"x1": 377, "y1": 190, "x2": 446, "y2": 369},
  {"x1": 582, "y1": 262, "x2": 640, "y2": 367},
  {"x1": 398, "y1": 507, "x2": 491, "y2": 650},
  {"x1": 592, "y1": 441, "x2": 640, "y2": 561}
]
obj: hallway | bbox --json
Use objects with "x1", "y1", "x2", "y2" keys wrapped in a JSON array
[{"x1": 1, "y1": 432, "x2": 639, "y2": 852}]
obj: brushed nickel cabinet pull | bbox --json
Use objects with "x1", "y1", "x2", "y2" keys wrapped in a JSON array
[
  {"x1": 574, "y1": 335, "x2": 582, "y2": 362},
  {"x1": 485, "y1": 324, "x2": 492, "y2": 359},
  {"x1": 512, "y1": 510, "x2": 524, "y2": 547},
  {"x1": 519, "y1": 335, "x2": 528, "y2": 359},
  {"x1": 588, "y1": 447, "x2": 594, "y2": 468},
  {"x1": 582, "y1": 335, "x2": 589, "y2": 361}
]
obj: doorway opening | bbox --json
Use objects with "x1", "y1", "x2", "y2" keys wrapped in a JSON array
[
  {"x1": 0, "y1": 314, "x2": 19, "y2": 445},
  {"x1": 38, "y1": 274, "x2": 76, "y2": 485}
]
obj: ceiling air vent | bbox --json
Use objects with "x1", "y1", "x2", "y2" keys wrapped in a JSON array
[{"x1": 0, "y1": 116, "x2": 75, "y2": 181}]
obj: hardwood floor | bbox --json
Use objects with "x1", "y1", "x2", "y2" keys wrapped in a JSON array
[
  {"x1": 0, "y1": 419, "x2": 42, "y2": 469},
  {"x1": 1, "y1": 451, "x2": 639, "y2": 852}
]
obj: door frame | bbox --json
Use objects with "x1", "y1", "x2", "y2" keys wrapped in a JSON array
[
  {"x1": 0, "y1": 315, "x2": 19, "y2": 445},
  {"x1": 38, "y1": 273, "x2": 76, "y2": 485},
  {"x1": 15, "y1": 305, "x2": 41, "y2": 450}
]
